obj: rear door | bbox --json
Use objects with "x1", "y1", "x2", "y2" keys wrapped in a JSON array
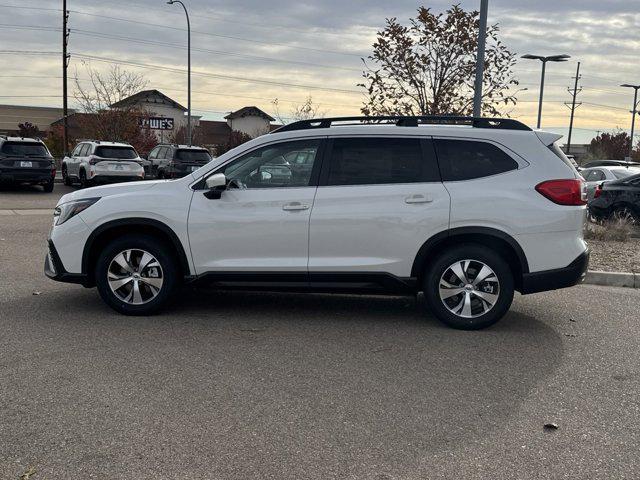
[{"x1": 308, "y1": 136, "x2": 450, "y2": 278}]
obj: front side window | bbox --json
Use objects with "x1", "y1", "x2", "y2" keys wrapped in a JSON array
[
  {"x1": 71, "y1": 144, "x2": 83, "y2": 156},
  {"x1": 434, "y1": 139, "x2": 519, "y2": 181},
  {"x1": 326, "y1": 137, "x2": 433, "y2": 186},
  {"x1": 612, "y1": 168, "x2": 640, "y2": 180},
  {"x1": 95, "y1": 146, "x2": 138, "y2": 159},
  {"x1": 218, "y1": 139, "x2": 321, "y2": 189},
  {"x1": 148, "y1": 147, "x2": 159, "y2": 160}
]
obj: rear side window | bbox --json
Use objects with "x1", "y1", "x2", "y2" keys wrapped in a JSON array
[
  {"x1": 326, "y1": 137, "x2": 437, "y2": 186},
  {"x1": 176, "y1": 149, "x2": 211, "y2": 162},
  {"x1": 434, "y1": 139, "x2": 518, "y2": 181},
  {"x1": 1, "y1": 142, "x2": 49, "y2": 156},
  {"x1": 95, "y1": 146, "x2": 138, "y2": 159},
  {"x1": 79, "y1": 144, "x2": 91, "y2": 156}
]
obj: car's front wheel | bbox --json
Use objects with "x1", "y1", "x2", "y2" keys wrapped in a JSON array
[
  {"x1": 423, "y1": 244, "x2": 514, "y2": 330},
  {"x1": 95, "y1": 235, "x2": 178, "y2": 315}
]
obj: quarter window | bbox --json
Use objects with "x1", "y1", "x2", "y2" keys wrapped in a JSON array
[
  {"x1": 326, "y1": 137, "x2": 435, "y2": 186},
  {"x1": 218, "y1": 139, "x2": 321, "y2": 189},
  {"x1": 434, "y1": 139, "x2": 519, "y2": 181}
]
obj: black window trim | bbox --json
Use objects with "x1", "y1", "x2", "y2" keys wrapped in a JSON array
[
  {"x1": 192, "y1": 136, "x2": 328, "y2": 191},
  {"x1": 317, "y1": 135, "x2": 442, "y2": 187},
  {"x1": 431, "y1": 135, "x2": 526, "y2": 183}
]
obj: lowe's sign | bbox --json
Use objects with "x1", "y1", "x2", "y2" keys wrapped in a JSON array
[{"x1": 139, "y1": 117, "x2": 174, "y2": 130}]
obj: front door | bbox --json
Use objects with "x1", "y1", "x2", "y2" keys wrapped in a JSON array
[{"x1": 188, "y1": 138, "x2": 324, "y2": 275}]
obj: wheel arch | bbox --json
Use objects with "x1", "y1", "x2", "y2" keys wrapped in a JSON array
[
  {"x1": 411, "y1": 227, "x2": 529, "y2": 292},
  {"x1": 81, "y1": 218, "x2": 191, "y2": 286}
]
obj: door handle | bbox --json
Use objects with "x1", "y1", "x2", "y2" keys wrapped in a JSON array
[
  {"x1": 282, "y1": 202, "x2": 310, "y2": 211},
  {"x1": 404, "y1": 194, "x2": 433, "y2": 204}
]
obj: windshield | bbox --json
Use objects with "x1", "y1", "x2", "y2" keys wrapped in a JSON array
[
  {"x1": 176, "y1": 149, "x2": 211, "y2": 162},
  {"x1": 95, "y1": 146, "x2": 138, "y2": 159},
  {"x1": 612, "y1": 168, "x2": 640, "y2": 179},
  {"x1": 1, "y1": 142, "x2": 49, "y2": 157}
]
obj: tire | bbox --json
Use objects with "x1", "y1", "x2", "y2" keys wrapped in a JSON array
[
  {"x1": 611, "y1": 207, "x2": 639, "y2": 225},
  {"x1": 156, "y1": 170, "x2": 164, "y2": 179},
  {"x1": 62, "y1": 165, "x2": 72, "y2": 186},
  {"x1": 43, "y1": 180, "x2": 54, "y2": 193},
  {"x1": 79, "y1": 169, "x2": 91, "y2": 188},
  {"x1": 423, "y1": 244, "x2": 514, "y2": 330},
  {"x1": 95, "y1": 234, "x2": 179, "y2": 315}
]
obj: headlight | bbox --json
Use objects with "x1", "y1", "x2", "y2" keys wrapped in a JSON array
[{"x1": 53, "y1": 197, "x2": 100, "y2": 225}]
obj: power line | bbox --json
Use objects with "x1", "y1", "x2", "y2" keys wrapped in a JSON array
[
  {"x1": 69, "y1": 28, "x2": 362, "y2": 73},
  {"x1": 71, "y1": 53, "x2": 362, "y2": 95},
  {"x1": 66, "y1": 9, "x2": 364, "y2": 58}
]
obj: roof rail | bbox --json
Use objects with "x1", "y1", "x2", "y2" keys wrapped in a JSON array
[{"x1": 271, "y1": 115, "x2": 531, "y2": 133}]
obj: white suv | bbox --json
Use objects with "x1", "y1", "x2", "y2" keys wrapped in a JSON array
[
  {"x1": 46, "y1": 116, "x2": 589, "y2": 330},
  {"x1": 61, "y1": 140, "x2": 145, "y2": 187}
]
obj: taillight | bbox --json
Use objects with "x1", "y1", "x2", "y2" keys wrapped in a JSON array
[
  {"x1": 535, "y1": 179, "x2": 587, "y2": 206},
  {"x1": 88, "y1": 155, "x2": 100, "y2": 165},
  {"x1": 594, "y1": 184, "x2": 602, "y2": 198},
  {"x1": 51, "y1": 167, "x2": 56, "y2": 178}
]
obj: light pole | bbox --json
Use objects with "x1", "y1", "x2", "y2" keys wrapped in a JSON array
[
  {"x1": 472, "y1": 0, "x2": 489, "y2": 118},
  {"x1": 521, "y1": 54, "x2": 571, "y2": 128},
  {"x1": 167, "y1": 0, "x2": 191, "y2": 146},
  {"x1": 621, "y1": 83, "x2": 640, "y2": 160}
]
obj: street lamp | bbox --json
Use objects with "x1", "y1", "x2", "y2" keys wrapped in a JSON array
[
  {"x1": 521, "y1": 54, "x2": 571, "y2": 128},
  {"x1": 167, "y1": 0, "x2": 192, "y2": 146},
  {"x1": 621, "y1": 83, "x2": 640, "y2": 160}
]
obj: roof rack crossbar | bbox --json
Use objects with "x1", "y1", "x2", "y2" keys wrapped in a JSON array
[{"x1": 271, "y1": 115, "x2": 531, "y2": 133}]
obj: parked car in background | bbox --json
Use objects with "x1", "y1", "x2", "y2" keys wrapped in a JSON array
[
  {"x1": 147, "y1": 144, "x2": 212, "y2": 179},
  {"x1": 62, "y1": 141, "x2": 145, "y2": 188},
  {"x1": 589, "y1": 173, "x2": 640, "y2": 223},
  {"x1": 0, "y1": 136, "x2": 55, "y2": 192},
  {"x1": 46, "y1": 115, "x2": 589, "y2": 330},
  {"x1": 582, "y1": 160, "x2": 640, "y2": 169},
  {"x1": 580, "y1": 166, "x2": 640, "y2": 200}
]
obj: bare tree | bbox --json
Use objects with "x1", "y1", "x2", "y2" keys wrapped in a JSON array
[
  {"x1": 360, "y1": 5, "x2": 519, "y2": 117},
  {"x1": 72, "y1": 64, "x2": 157, "y2": 154},
  {"x1": 272, "y1": 96, "x2": 326, "y2": 125}
]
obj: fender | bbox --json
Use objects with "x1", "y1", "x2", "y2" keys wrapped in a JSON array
[
  {"x1": 410, "y1": 226, "x2": 530, "y2": 278},
  {"x1": 81, "y1": 217, "x2": 192, "y2": 277}
]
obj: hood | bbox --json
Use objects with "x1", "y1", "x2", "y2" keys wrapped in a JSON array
[{"x1": 56, "y1": 180, "x2": 169, "y2": 206}]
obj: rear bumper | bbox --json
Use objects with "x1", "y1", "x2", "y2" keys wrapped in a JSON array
[
  {"x1": 521, "y1": 249, "x2": 589, "y2": 294},
  {"x1": 0, "y1": 168, "x2": 53, "y2": 184},
  {"x1": 44, "y1": 240, "x2": 89, "y2": 286}
]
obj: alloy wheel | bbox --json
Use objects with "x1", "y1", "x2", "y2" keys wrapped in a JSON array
[
  {"x1": 107, "y1": 249, "x2": 164, "y2": 305},
  {"x1": 438, "y1": 260, "x2": 500, "y2": 319}
]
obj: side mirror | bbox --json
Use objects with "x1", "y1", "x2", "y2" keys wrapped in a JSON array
[{"x1": 204, "y1": 173, "x2": 227, "y2": 200}]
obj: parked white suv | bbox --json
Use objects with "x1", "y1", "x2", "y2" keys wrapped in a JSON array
[
  {"x1": 46, "y1": 116, "x2": 589, "y2": 329},
  {"x1": 61, "y1": 140, "x2": 145, "y2": 187}
]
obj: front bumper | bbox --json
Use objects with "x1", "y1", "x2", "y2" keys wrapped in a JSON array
[
  {"x1": 521, "y1": 249, "x2": 590, "y2": 295},
  {"x1": 44, "y1": 240, "x2": 89, "y2": 286}
]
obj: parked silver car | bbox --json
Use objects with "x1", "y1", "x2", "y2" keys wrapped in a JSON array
[{"x1": 580, "y1": 166, "x2": 640, "y2": 200}]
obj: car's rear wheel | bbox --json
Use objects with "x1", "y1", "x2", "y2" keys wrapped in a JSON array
[
  {"x1": 423, "y1": 244, "x2": 514, "y2": 330},
  {"x1": 95, "y1": 235, "x2": 178, "y2": 315},
  {"x1": 62, "y1": 165, "x2": 72, "y2": 186},
  {"x1": 43, "y1": 180, "x2": 54, "y2": 192},
  {"x1": 611, "y1": 207, "x2": 639, "y2": 225}
]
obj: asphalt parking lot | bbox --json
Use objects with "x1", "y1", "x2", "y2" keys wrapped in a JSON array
[{"x1": 1, "y1": 185, "x2": 639, "y2": 479}]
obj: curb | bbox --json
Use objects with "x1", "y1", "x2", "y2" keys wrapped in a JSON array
[{"x1": 584, "y1": 270, "x2": 640, "y2": 289}]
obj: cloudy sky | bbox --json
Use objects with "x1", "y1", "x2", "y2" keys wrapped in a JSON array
[{"x1": 1, "y1": 0, "x2": 638, "y2": 142}]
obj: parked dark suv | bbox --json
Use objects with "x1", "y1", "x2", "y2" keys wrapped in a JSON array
[
  {"x1": 589, "y1": 173, "x2": 640, "y2": 223},
  {"x1": 0, "y1": 136, "x2": 55, "y2": 192},
  {"x1": 147, "y1": 144, "x2": 212, "y2": 179}
]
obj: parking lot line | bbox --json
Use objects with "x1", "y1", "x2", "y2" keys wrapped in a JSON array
[{"x1": 0, "y1": 209, "x2": 53, "y2": 216}]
